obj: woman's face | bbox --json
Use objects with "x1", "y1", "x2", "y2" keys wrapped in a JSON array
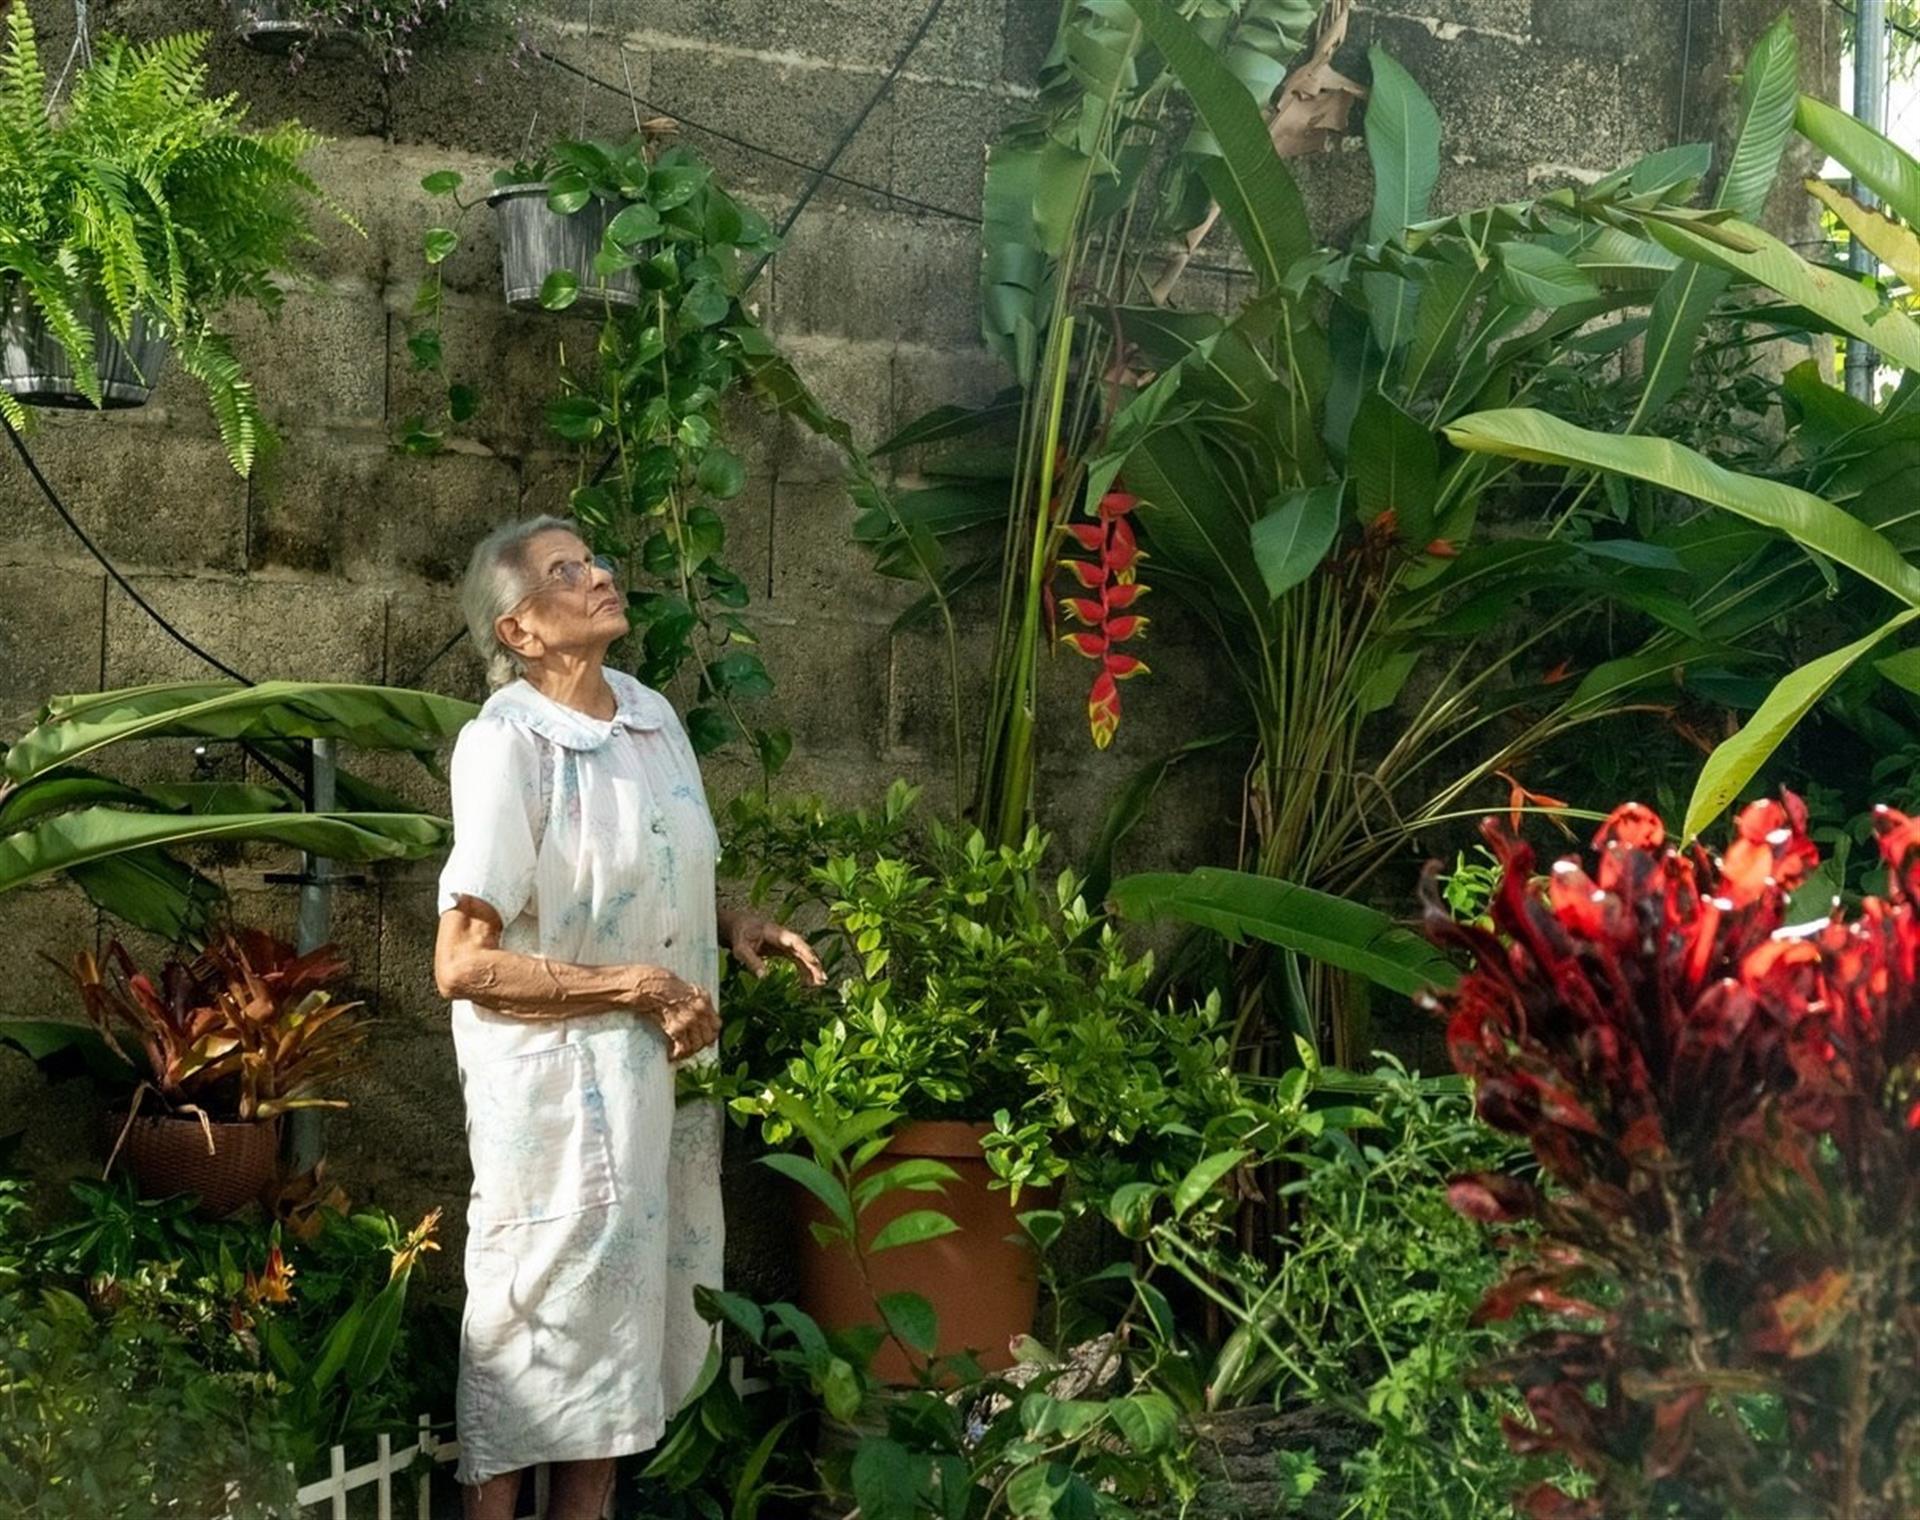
[{"x1": 497, "y1": 529, "x2": 629, "y2": 668}]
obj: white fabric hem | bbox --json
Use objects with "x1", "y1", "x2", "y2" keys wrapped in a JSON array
[{"x1": 454, "y1": 1419, "x2": 667, "y2": 1488}]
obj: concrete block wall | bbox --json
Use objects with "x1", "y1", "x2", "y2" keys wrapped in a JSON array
[{"x1": 0, "y1": 0, "x2": 1836, "y2": 1268}]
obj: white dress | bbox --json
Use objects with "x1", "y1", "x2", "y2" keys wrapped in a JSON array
[{"x1": 435, "y1": 668, "x2": 724, "y2": 1486}]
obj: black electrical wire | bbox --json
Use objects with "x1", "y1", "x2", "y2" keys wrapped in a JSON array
[
  {"x1": 1, "y1": 415, "x2": 312, "y2": 796},
  {"x1": 3, "y1": 415, "x2": 252, "y2": 685}
]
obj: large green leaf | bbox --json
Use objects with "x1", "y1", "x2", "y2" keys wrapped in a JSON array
[
  {"x1": 1125, "y1": 424, "x2": 1274, "y2": 629},
  {"x1": 1123, "y1": 0, "x2": 1311, "y2": 290},
  {"x1": 1805, "y1": 179, "x2": 1920, "y2": 291},
  {"x1": 1445, "y1": 409, "x2": 1920, "y2": 608},
  {"x1": 1630, "y1": 16, "x2": 1798, "y2": 428},
  {"x1": 1252, "y1": 484, "x2": 1343, "y2": 600},
  {"x1": 1108, "y1": 868, "x2": 1458, "y2": 996},
  {"x1": 5, "y1": 681, "x2": 476, "y2": 783},
  {"x1": 1363, "y1": 47, "x2": 1440, "y2": 350},
  {"x1": 1796, "y1": 93, "x2": 1920, "y2": 228},
  {"x1": 1643, "y1": 212, "x2": 1920, "y2": 374},
  {"x1": 1685, "y1": 609, "x2": 1920, "y2": 840},
  {"x1": 0, "y1": 808, "x2": 450, "y2": 896}
]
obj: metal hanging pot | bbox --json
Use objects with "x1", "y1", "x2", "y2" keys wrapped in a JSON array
[
  {"x1": 487, "y1": 184, "x2": 642, "y2": 314},
  {"x1": 226, "y1": 0, "x2": 359, "y2": 59},
  {"x1": 226, "y1": 0, "x2": 319, "y2": 54},
  {"x1": 0, "y1": 298, "x2": 171, "y2": 410}
]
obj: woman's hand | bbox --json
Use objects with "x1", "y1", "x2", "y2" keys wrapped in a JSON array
[
  {"x1": 619, "y1": 966, "x2": 721, "y2": 1060},
  {"x1": 720, "y1": 909, "x2": 827, "y2": 988}
]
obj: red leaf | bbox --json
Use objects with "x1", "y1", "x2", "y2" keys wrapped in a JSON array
[
  {"x1": 1101, "y1": 614, "x2": 1147, "y2": 642},
  {"x1": 1104, "y1": 652, "x2": 1149, "y2": 679},
  {"x1": 1066, "y1": 524, "x2": 1105, "y2": 553},
  {"x1": 1061, "y1": 558, "x2": 1106, "y2": 590},
  {"x1": 1061, "y1": 597, "x2": 1105, "y2": 627},
  {"x1": 1447, "y1": 1172, "x2": 1539, "y2": 1223}
]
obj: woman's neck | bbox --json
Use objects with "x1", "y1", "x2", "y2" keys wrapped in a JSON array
[{"x1": 523, "y1": 657, "x2": 617, "y2": 720}]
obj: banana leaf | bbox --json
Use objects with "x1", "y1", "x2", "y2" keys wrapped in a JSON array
[
  {"x1": 1444, "y1": 409, "x2": 1920, "y2": 608},
  {"x1": 1630, "y1": 16, "x2": 1799, "y2": 429},
  {"x1": 0, "y1": 809, "x2": 451, "y2": 897},
  {"x1": 1122, "y1": 0, "x2": 1312, "y2": 291},
  {"x1": 1109, "y1": 868, "x2": 1458, "y2": 997},
  {"x1": 1685, "y1": 609, "x2": 1920, "y2": 840},
  {"x1": 1796, "y1": 93, "x2": 1920, "y2": 228},
  {"x1": 5, "y1": 681, "x2": 478, "y2": 784}
]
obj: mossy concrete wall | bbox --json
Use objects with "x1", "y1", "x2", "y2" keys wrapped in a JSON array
[{"x1": 0, "y1": 0, "x2": 1836, "y2": 1286}]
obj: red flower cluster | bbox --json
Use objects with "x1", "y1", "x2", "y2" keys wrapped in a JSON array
[
  {"x1": 1058, "y1": 488, "x2": 1149, "y2": 750},
  {"x1": 1426, "y1": 796, "x2": 1920, "y2": 1519}
]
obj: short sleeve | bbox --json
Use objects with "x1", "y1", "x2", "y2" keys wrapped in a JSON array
[{"x1": 436, "y1": 716, "x2": 543, "y2": 923}]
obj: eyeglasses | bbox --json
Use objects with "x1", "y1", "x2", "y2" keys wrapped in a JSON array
[{"x1": 528, "y1": 553, "x2": 618, "y2": 596}]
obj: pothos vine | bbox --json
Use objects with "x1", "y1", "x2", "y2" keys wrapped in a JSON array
[{"x1": 402, "y1": 135, "x2": 801, "y2": 788}]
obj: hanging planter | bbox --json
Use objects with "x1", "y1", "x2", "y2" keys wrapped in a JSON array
[
  {"x1": 0, "y1": 299, "x2": 171, "y2": 410},
  {"x1": 487, "y1": 183, "x2": 643, "y2": 314},
  {"x1": 226, "y1": 0, "x2": 324, "y2": 55},
  {"x1": 108, "y1": 1109, "x2": 283, "y2": 1219}
]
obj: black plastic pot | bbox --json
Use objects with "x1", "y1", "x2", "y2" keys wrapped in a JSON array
[
  {"x1": 487, "y1": 184, "x2": 642, "y2": 314},
  {"x1": 0, "y1": 300, "x2": 171, "y2": 410}
]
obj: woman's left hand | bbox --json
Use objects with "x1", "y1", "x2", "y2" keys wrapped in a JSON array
[{"x1": 723, "y1": 911, "x2": 827, "y2": 988}]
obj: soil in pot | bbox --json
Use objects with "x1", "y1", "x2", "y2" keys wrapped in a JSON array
[
  {"x1": 488, "y1": 185, "x2": 643, "y2": 314},
  {"x1": 791, "y1": 1120, "x2": 1042, "y2": 1384},
  {"x1": 0, "y1": 302, "x2": 170, "y2": 409},
  {"x1": 108, "y1": 1109, "x2": 282, "y2": 1219}
]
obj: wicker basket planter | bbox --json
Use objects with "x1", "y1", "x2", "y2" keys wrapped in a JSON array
[{"x1": 109, "y1": 1109, "x2": 282, "y2": 1218}]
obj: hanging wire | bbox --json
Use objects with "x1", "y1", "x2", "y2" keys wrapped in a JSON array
[{"x1": 48, "y1": 0, "x2": 91, "y2": 101}]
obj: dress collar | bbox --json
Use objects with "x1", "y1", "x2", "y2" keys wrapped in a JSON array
[{"x1": 480, "y1": 668, "x2": 665, "y2": 751}]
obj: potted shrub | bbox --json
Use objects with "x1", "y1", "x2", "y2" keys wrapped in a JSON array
[
  {"x1": 700, "y1": 786, "x2": 1249, "y2": 1381},
  {"x1": 0, "y1": 8, "x2": 340, "y2": 473},
  {"x1": 57, "y1": 930, "x2": 367, "y2": 1217}
]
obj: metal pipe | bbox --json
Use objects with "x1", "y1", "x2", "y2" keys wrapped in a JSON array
[
  {"x1": 288, "y1": 736, "x2": 336, "y2": 1174},
  {"x1": 1849, "y1": 0, "x2": 1890, "y2": 401}
]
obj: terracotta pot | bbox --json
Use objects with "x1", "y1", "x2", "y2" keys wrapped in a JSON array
[
  {"x1": 792, "y1": 1120, "x2": 1041, "y2": 1384},
  {"x1": 107, "y1": 1109, "x2": 281, "y2": 1218}
]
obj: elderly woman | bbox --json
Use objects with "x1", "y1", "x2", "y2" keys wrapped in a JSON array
[{"x1": 432, "y1": 516, "x2": 823, "y2": 1520}]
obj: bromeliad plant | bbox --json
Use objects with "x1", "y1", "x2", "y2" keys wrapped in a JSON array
[
  {"x1": 0, "y1": 7, "x2": 344, "y2": 472},
  {"x1": 59, "y1": 930, "x2": 368, "y2": 1128},
  {"x1": 1427, "y1": 796, "x2": 1920, "y2": 1518}
]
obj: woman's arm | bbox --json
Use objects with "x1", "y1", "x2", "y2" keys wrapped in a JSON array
[{"x1": 435, "y1": 895, "x2": 719, "y2": 1058}]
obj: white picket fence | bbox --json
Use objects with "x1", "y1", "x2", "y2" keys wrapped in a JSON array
[{"x1": 251, "y1": 1358, "x2": 762, "y2": 1519}]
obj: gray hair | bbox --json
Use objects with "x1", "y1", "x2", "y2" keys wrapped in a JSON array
[{"x1": 459, "y1": 514, "x2": 576, "y2": 689}]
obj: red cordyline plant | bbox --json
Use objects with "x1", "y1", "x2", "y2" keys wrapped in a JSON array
[
  {"x1": 1423, "y1": 794, "x2": 1920, "y2": 1519},
  {"x1": 1057, "y1": 485, "x2": 1149, "y2": 749}
]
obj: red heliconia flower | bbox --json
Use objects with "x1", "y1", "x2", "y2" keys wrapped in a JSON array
[
  {"x1": 1423, "y1": 791, "x2": 1920, "y2": 1518},
  {"x1": 1057, "y1": 485, "x2": 1150, "y2": 749}
]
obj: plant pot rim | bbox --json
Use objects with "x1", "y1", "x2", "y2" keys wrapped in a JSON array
[
  {"x1": 884, "y1": 1118, "x2": 992, "y2": 1158},
  {"x1": 486, "y1": 181, "x2": 610, "y2": 207},
  {"x1": 116, "y1": 1105, "x2": 280, "y2": 1133}
]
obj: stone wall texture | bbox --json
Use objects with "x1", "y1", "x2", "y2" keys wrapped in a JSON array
[{"x1": 0, "y1": 0, "x2": 1839, "y2": 1286}]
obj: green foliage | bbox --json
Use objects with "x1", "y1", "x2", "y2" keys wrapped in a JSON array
[
  {"x1": 408, "y1": 136, "x2": 799, "y2": 775},
  {"x1": 1139, "y1": 1062, "x2": 1575, "y2": 1517},
  {"x1": 236, "y1": 0, "x2": 530, "y2": 74},
  {"x1": 0, "y1": 680, "x2": 467, "y2": 938},
  {"x1": 700, "y1": 789, "x2": 1294, "y2": 1214},
  {"x1": 0, "y1": 6, "x2": 344, "y2": 472},
  {"x1": 0, "y1": 1171, "x2": 451, "y2": 1516}
]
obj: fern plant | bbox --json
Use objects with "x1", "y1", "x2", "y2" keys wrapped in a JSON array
[{"x1": 0, "y1": 7, "x2": 342, "y2": 473}]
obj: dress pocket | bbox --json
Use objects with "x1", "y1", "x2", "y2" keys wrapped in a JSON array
[{"x1": 464, "y1": 1042, "x2": 619, "y2": 1227}]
